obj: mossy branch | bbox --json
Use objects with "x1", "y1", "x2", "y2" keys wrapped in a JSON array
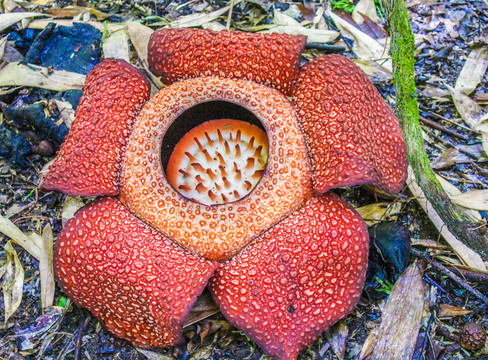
[{"x1": 381, "y1": 0, "x2": 488, "y2": 260}]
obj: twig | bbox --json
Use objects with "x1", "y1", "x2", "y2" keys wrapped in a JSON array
[
  {"x1": 412, "y1": 248, "x2": 488, "y2": 305},
  {"x1": 419, "y1": 115, "x2": 469, "y2": 141},
  {"x1": 74, "y1": 309, "x2": 88, "y2": 360}
]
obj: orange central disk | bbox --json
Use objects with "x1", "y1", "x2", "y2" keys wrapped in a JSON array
[{"x1": 167, "y1": 119, "x2": 268, "y2": 206}]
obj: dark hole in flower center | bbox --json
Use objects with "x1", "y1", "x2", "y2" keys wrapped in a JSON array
[{"x1": 162, "y1": 101, "x2": 269, "y2": 206}]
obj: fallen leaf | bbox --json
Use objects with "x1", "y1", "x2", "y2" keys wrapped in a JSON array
[
  {"x1": 54, "y1": 99, "x2": 75, "y2": 129},
  {"x1": 28, "y1": 19, "x2": 124, "y2": 32},
  {"x1": 450, "y1": 189, "x2": 488, "y2": 211},
  {"x1": 102, "y1": 29, "x2": 130, "y2": 62},
  {"x1": 436, "y1": 175, "x2": 481, "y2": 221},
  {"x1": 327, "y1": 322, "x2": 348, "y2": 360},
  {"x1": 419, "y1": 85, "x2": 450, "y2": 100},
  {"x1": 355, "y1": 202, "x2": 403, "y2": 226},
  {"x1": 61, "y1": 196, "x2": 86, "y2": 226},
  {"x1": 407, "y1": 167, "x2": 487, "y2": 271},
  {"x1": 353, "y1": 59, "x2": 392, "y2": 82},
  {"x1": 431, "y1": 148, "x2": 472, "y2": 169},
  {"x1": 370, "y1": 262, "x2": 427, "y2": 360},
  {"x1": 0, "y1": 12, "x2": 47, "y2": 32},
  {"x1": 438, "y1": 304, "x2": 471, "y2": 318},
  {"x1": 2, "y1": 241, "x2": 24, "y2": 324},
  {"x1": 265, "y1": 25, "x2": 339, "y2": 43},
  {"x1": 352, "y1": 0, "x2": 379, "y2": 25},
  {"x1": 44, "y1": 6, "x2": 112, "y2": 21},
  {"x1": 454, "y1": 47, "x2": 488, "y2": 95},
  {"x1": 183, "y1": 290, "x2": 219, "y2": 328},
  {"x1": 0, "y1": 62, "x2": 85, "y2": 91},
  {"x1": 447, "y1": 85, "x2": 488, "y2": 128},
  {"x1": 0, "y1": 214, "x2": 41, "y2": 260}
]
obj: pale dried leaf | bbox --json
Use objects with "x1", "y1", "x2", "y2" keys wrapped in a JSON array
[
  {"x1": 0, "y1": 12, "x2": 46, "y2": 32},
  {"x1": 352, "y1": 0, "x2": 379, "y2": 24},
  {"x1": 0, "y1": 36, "x2": 7, "y2": 60},
  {"x1": 273, "y1": 9, "x2": 300, "y2": 26},
  {"x1": 2, "y1": 241, "x2": 24, "y2": 324},
  {"x1": 164, "y1": 3, "x2": 239, "y2": 28},
  {"x1": 447, "y1": 85, "x2": 488, "y2": 128},
  {"x1": 0, "y1": 62, "x2": 85, "y2": 91},
  {"x1": 436, "y1": 175, "x2": 481, "y2": 221},
  {"x1": 61, "y1": 196, "x2": 86, "y2": 226},
  {"x1": 371, "y1": 262, "x2": 427, "y2": 360},
  {"x1": 454, "y1": 47, "x2": 488, "y2": 95},
  {"x1": 438, "y1": 304, "x2": 471, "y2": 318},
  {"x1": 39, "y1": 225, "x2": 54, "y2": 309},
  {"x1": 28, "y1": 19, "x2": 124, "y2": 32},
  {"x1": 431, "y1": 148, "x2": 472, "y2": 169},
  {"x1": 265, "y1": 25, "x2": 339, "y2": 43},
  {"x1": 0, "y1": 214, "x2": 41, "y2": 260},
  {"x1": 353, "y1": 59, "x2": 392, "y2": 82},
  {"x1": 407, "y1": 167, "x2": 487, "y2": 271},
  {"x1": 54, "y1": 99, "x2": 75, "y2": 128},
  {"x1": 360, "y1": 326, "x2": 379, "y2": 359},
  {"x1": 183, "y1": 291, "x2": 219, "y2": 328},
  {"x1": 482, "y1": 131, "x2": 488, "y2": 158},
  {"x1": 355, "y1": 202, "x2": 402, "y2": 226},
  {"x1": 44, "y1": 6, "x2": 112, "y2": 21},
  {"x1": 327, "y1": 10, "x2": 392, "y2": 71},
  {"x1": 102, "y1": 29, "x2": 130, "y2": 62},
  {"x1": 125, "y1": 21, "x2": 163, "y2": 89},
  {"x1": 450, "y1": 189, "x2": 488, "y2": 211},
  {"x1": 410, "y1": 238, "x2": 448, "y2": 250}
]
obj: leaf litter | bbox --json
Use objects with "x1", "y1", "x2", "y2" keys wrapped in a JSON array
[{"x1": 0, "y1": 0, "x2": 487, "y2": 359}]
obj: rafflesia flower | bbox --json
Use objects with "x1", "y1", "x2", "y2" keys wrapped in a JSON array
[{"x1": 41, "y1": 28, "x2": 408, "y2": 360}]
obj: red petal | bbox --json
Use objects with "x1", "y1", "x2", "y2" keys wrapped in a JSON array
[
  {"x1": 208, "y1": 194, "x2": 369, "y2": 360},
  {"x1": 148, "y1": 28, "x2": 306, "y2": 96},
  {"x1": 41, "y1": 59, "x2": 150, "y2": 196},
  {"x1": 293, "y1": 55, "x2": 408, "y2": 194},
  {"x1": 54, "y1": 197, "x2": 219, "y2": 348}
]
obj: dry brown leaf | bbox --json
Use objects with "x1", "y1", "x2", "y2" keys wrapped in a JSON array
[
  {"x1": 136, "y1": 349, "x2": 174, "y2": 360},
  {"x1": 370, "y1": 262, "x2": 427, "y2": 360},
  {"x1": 355, "y1": 202, "x2": 402, "y2": 226},
  {"x1": 447, "y1": 84, "x2": 488, "y2": 128},
  {"x1": 0, "y1": 62, "x2": 85, "y2": 91},
  {"x1": 438, "y1": 304, "x2": 472, "y2": 318},
  {"x1": 0, "y1": 214, "x2": 41, "y2": 260},
  {"x1": 160, "y1": 3, "x2": 240, "y2": 28},
  {"x1": 410, "y1": 238, "x2": 448, "y2": 250},
  {"x1": 328, "y1": 322, "x2": 348, "y2": 360},
  {"x1": 431, "y1": 148, "x2": 473, "y2": 169},
  {"x1": 39, "y1": 225, "x2": 54, "y2": 310},
  {"x1": 419, "y1": 85, "x2": 451, "y2": 100},
  {"x1": 102, "y1": 29, "x2": 130, "y2": 62},
  {"x1": 183, "y1": 290, "x2": 219, "y2": 328},
  {"x1": 2, "y1": 241, "x2": 24, "y2": 324},
  {"x1": 0, "y1": 12, "x2": 47, "y2": 32},
  {"x1": 454, "y1": 47, "x2": 488, "y2": 95},
  {"x1": 436, "y1": 175, "x2": 481, "y2": 221},
  {"x1": 44, "y1": 6, "x2": 112, "y2": 21},
  {"x1": 407, "y1": 167, "x2": 487, "y2": 271},
  {"x1": 353, "y1": 59, "x2": 392, "y2": 82}
]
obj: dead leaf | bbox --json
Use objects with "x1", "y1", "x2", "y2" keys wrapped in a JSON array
[
  {"x1": 102, "y1": 29, "x2": 130, "y2": 62},
  {"x1": 2, "y1": 241, "x2": 24, "y2": 324},
  {"x1": 125, "y1": 21, "x2": 163, "y2": 90},
  {"x1": 419, "y1": 85, "x2": 450, "y2": 100},
  {"x1": 438, "y1": 304, "x2": 471, "y2": 318},
  {"x1": 455, "y1": 47, "x2": 488, "y2": 95},
  {"x1": 159, "y1": 3, "x2": 240, "y2": 28},
  {"x1": 136, "y1": 348, "x2": 174, "y2": 360},
  {"x1": 183, "y1": 290, "x2": 219, "y2": 328},
  {"x1": 370, "y1": 262, "x2": 427, "y2": 360},
  {"x1": 327, "y1": 322, "x2": 348, "y2": 360},
  {"x1": 265, "y1": 25, "x2": 339, "y2": 43},
  {"x1": 355, "y1": 202, "x2": 402, "y2": 225},
  {"x1": 450, "y1": 189, "x2": 488, "y2": 211},
  {"x1": 353, "y1": 59, "x2": 392, "y2": 82},
  {"x1": 436, "y1": 175, "x2": 481, "y2": 221},
  {"x1": 0, "y1": 214, "x2": 41, "y2": 260},
  {"x1": 0, "y1": 62, "x2": 85, "y2": 91},
  {"x1": 0, "y1": 12, "x2": 47, "y2": 32},
  {"x1": 54, "y1": 99, "x2": 75, "y2": 128},
  {"x1": 407, "y1": 167, "x2": 487, "y2": 271},
  {"x1": 431, "y1": 148, "x2": 472, "y2": 169},
  {"x1": 28, "y1": 19, "x2": 124, "y2": 32},
  {"x1": 44, "y1": 6, "x2": 112, "y2": 21},
  {"x1": 39, "y1": 225, "x2": 54, "y2": 310},
  {"x1": 447, "y1": 85, "x2": 488, "y2": 128},
  {"x1": 352, "y1": 0, "x2": 379, "y2": 25},
  {"x1": 327, "y1": 10, "x2": 391, "y2": 71},
  {"x1": 61, "y1": 196, "x2": 85, "y2": 226}
]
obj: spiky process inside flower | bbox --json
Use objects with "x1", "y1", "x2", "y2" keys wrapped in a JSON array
[{"x1": 167, "y1": 119, "x2": 268, "y2": 205}]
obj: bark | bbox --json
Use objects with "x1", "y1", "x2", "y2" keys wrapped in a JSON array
[{"x1": 382, "y1": 0, "x2": 488, "y2": 260}]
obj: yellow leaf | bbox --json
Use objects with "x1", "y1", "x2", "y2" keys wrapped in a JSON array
[{"x1": 2, "y1": 241, "x2": 24, "y2": 324}]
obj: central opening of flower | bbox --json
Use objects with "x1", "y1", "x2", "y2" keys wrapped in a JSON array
[{"x1": 162, "y1": 101, "x2": 269, "y2": 206}]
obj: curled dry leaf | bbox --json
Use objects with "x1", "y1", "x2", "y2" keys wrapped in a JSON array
[
  {"x1": 352, "y1": 0, "x2": 380, "y2": 25},
  {"x1": 447, "y1": 84, "x2": 488, "y2": 128},
  {"x1": 0, "y1": 62, "x2": 85, "y2": 91},
  {"x1": 355, "y1": 202, "x2": 403, "y2": 226},
  {"x1": 438, "y1": 304, "x2": 472, "y2": 318},
  {"x1": 61, "y1": 196, "x2": 86, "y2": 226},
  {"x1": 454, "y1": 47, "x2": 488, "y2": 95},
  {"x1": 2, "y1": 241, "x2": 25, "y2": 324},
  {"x1": 0, "y1": 214, "x2": 41, "y2": 260}
]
